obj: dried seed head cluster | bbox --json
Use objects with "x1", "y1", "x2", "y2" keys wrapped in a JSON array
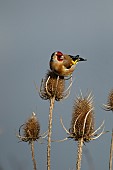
[
  {"x1": 18, "y1": 112, "x2": 40, "y2": 143},
  {"x1": 103, "y1": 89, "x2": 113, "y2": 111},
  {"x1": 60, "y1": 92, "x2": 105, "y2": 144},
  {"x1": 70, "y1": 93, "x2": 95, "y2": 142},
  {"x1": 40, "y1": 70, "x2": 66, "y2": 101}
]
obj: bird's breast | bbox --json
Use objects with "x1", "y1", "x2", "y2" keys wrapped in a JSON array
[{"x1": 50, "y1": 60, "x2": 76, "y2": 76}]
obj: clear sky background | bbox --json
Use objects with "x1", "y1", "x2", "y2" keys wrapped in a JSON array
[{"x1": 0, "y1": 0, "x2": 113, "y2": 170}]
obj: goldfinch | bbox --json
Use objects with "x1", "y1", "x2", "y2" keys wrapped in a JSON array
[{"x1": 50, "y1": 51, "x2": 86, "y2": 77}]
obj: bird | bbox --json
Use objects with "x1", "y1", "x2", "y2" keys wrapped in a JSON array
[{"x1": 49, "y1": 51, "x2": 87, "y2": 77}]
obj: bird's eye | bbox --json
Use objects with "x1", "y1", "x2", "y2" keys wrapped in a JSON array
[{"x1": 57, "y1": 55, "x2": 63, "y2": 61}]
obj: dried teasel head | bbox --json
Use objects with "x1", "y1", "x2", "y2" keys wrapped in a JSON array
[
  {"x1": 39, "y1": 70, "x2": 72, "y2": 101},
  {"x1": 18, "y1": 112, "x2": 40, "y2": 143},
  {"x1": 103, "y1": 89, "x2": 113, "y2": 111},
  {"x1": 69, "y1": 92, "x2": 94, "y2": 142},
  {"x1": 68, "y1": 92, "x2": 105, "y2": 142}
]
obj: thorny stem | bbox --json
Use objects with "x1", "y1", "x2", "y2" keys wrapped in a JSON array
[
  {"x1": 47, "y1": 97, "x2": 55, "y2": 170},
  {"x1": 76, "y1": 138, "x2": 84, "y2": 170},
  {"x1": 109, "y1": 129, "x2": 113, "y2": 170},
  {"x1": 31, "y1": 140, "x2": 37, "y2": 170}
]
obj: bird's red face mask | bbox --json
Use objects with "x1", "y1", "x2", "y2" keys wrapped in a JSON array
[{"x1": 56, "y1": 51, "x2": 64, "y2": 61}]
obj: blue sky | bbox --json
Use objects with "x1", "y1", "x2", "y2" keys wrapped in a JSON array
[{"x1": 0, "y1": 0, "x2": 113, "y2": 169}]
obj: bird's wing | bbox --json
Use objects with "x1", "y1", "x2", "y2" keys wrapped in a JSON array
[{"x1": 63, "y1": 55, "x2": 73, "y2": 69}]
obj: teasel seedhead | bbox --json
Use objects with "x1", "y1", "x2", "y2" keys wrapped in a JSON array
[
  {"x1": 60, "y1": 92, "x2": 105, "y2": 143},
  {"x1": 69, "y1": 92, "x2": 95, "y2": 142},
  {"x1": 18, "y1": 112, "x2": 40, "y2": 143},
  {"x1": 103, "y1": 89, "x2": 113, "y2": 111},
  {"x1": 39, "y1": 70, "x2": 72, "y2": 101}
]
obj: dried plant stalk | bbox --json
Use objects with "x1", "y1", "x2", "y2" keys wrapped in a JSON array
[
  {"x1": 59, "y1": 92, "x2": 106, "y2": 170},
  {"x1": 76, "y1": 138, "x2": 84, "y2": 170},
  {"x1": 31, "y1": 140, "x2": 37, "y2": 170},
  {"x1": 39, "y1": 70, "x2": 72, "y2": 170},
  {"x1": 47, "y1": 97, "x2": 55, "y2": 170},
  {"x1": 68, "y1": 92, "x2": 105, "y2": 170},
  {"x1": 17, "y1": 112, "x2": 40, "y2": 170},
  {"x1": 40, "y1": 71, "x2": 64, "y2": 170},
  {"x1": 109, "y1": 129, "x2": 113, "y2": 170},
  {"x1": 72, "y1": 93, "x2": 94, "y2": 170}
]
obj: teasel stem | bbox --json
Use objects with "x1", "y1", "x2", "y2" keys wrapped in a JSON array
[
  {"x1": 47, "y1": 96, "x2": 55, "y2": 170},
  {"x1": 109, "y1": 129, "x2": 113, "y2": 170},
  {"x1": 46, "y1": 73, "x2": 60, "y2": 170},
  {"x1": 31, "y1": 140, "x2": 37, "y2": 170},
  {"x1": 76, "y1": 138, "x2": 84, "y2": 170},
  {"x1": 17, "y1": 112, "x2": 40, "y2": 170},
  {"x1": 39, "y1": 70, "x2": 71, "y2": 169}
]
